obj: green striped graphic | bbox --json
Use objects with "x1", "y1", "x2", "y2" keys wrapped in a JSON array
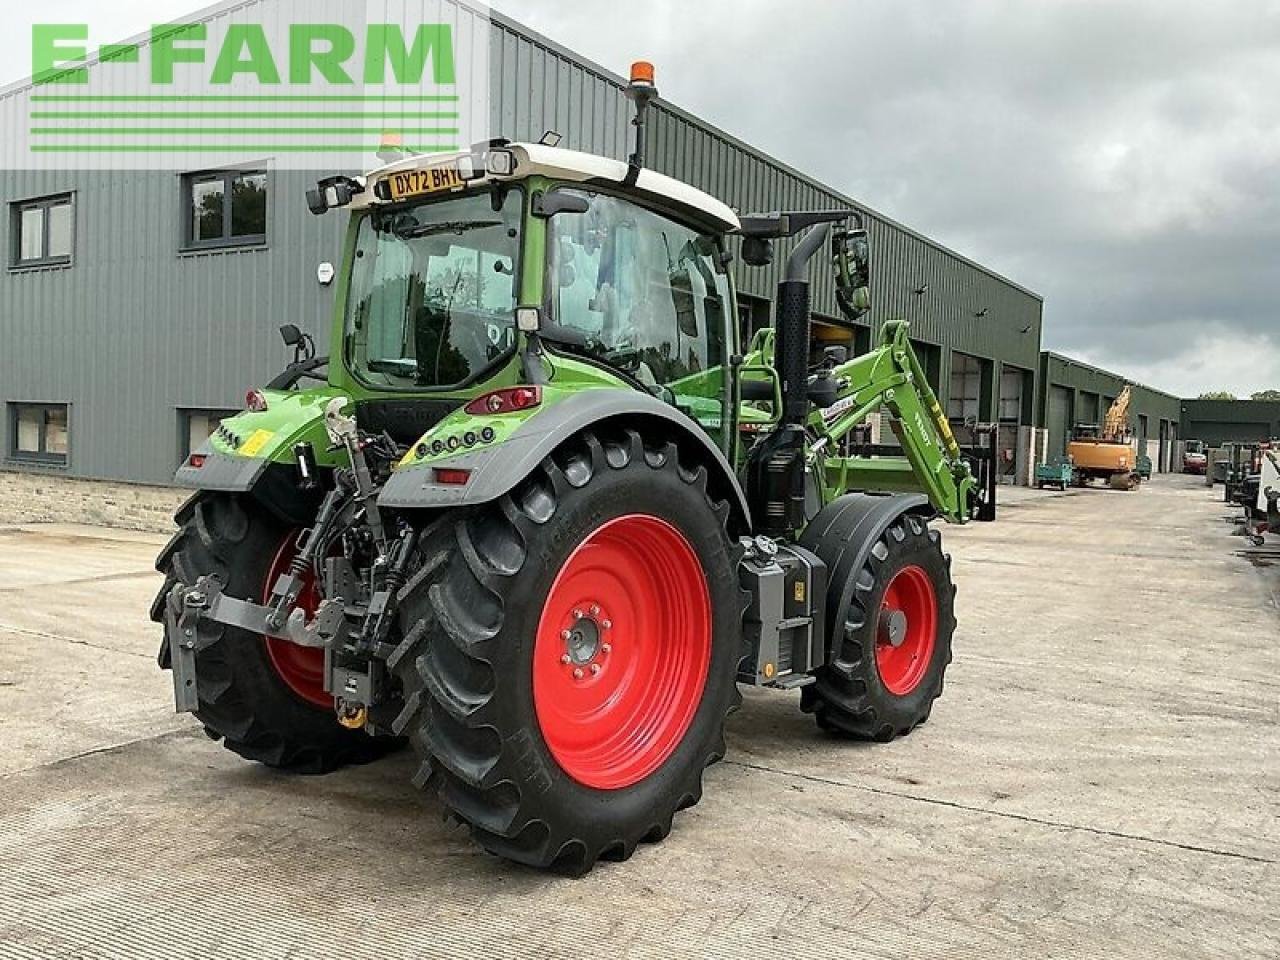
[
  {"x1": 30, "y1": 94, "x2": 460, "y2": 102},
  {"x1": 30, "y1": 111, "x2": 459, "y2": 120},
  {"x1": 30, "y1": 144, "x2": 460, "y2": 153},
  {"x1": 30, "y1": 127, "x2": 460, "y2": 136}
]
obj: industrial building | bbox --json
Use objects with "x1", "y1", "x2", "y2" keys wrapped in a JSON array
[
  {"x1": 1036, "y1": 352, "x2": 1182, "y2": 472},
  {"x1": 1181, "y1": 399, "x2": 1280, "y2": 446},
  {"x1": 0, "y1": 1, "x2": 1049, "y2": 494}
]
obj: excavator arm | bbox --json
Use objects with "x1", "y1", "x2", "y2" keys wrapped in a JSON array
[{"x1": 1102, "y1": 385, "x2": 1132, "y2": 442}]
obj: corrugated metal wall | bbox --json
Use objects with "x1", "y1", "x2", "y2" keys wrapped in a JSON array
[
  {"x1": 1037, "y1": 352, "x2": 1182, "y2": 465},
  {"x1": 0, "y1": 1, "x2": 1044, "y2": 485},
  {"x1": 1180, "y1": 399, "x2": 1280, "y2": 446}
]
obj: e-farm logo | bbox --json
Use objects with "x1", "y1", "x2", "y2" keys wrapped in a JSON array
[{"x1": 10, "y1": 3, "x2": 491, "y2": 169}]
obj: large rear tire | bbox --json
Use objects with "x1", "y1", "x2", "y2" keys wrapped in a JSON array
[
  {"x1": 150, "y1": 493, "x2": 393, "y2": 772},
  {"x1": 801, "y1": 511, "x2": 955, "y2": 741},
  {"x1": 390, "y1": 428, "x2": 743, "y2": 874}
]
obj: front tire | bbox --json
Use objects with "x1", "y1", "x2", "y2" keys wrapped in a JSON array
[
  {"x1": 801, "y1": 511, "x2": 955, "y2": 741},
  {"x1": 390, "y1": 428, "x2": 743, "y2": 874},
  {"x1": 151, "y1": 493, "x2": 392, "y2": 772}
]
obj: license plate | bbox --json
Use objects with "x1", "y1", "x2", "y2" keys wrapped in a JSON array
[{"x1": 387, "y1": 164, "x2": 465, "y2": 201}]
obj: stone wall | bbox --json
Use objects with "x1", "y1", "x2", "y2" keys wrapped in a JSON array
[{"x1": 0, "y1": 470, "x2": 187, "y2": 534}]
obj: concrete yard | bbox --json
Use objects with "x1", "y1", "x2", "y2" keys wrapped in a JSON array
[{"x1": 0, "y1": 475, "x2": 1276, "y2": 959}]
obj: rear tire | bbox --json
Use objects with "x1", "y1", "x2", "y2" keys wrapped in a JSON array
[
  {"x1": 150, "y1": 493, "x2": 393, "y2": 772},
  {"x1": 390, "y1": 428, "x2": 743, "y2": 874},
  {"x1": 801, "y1": 512, "x2": 955, "y2": 741}
]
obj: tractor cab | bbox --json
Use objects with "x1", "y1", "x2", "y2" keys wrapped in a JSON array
[{"x1": 327, "y1": 138, "x2": 743, "y2": 452}]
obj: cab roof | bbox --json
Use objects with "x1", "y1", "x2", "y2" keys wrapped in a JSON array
[{"x1": 357, "y1": 141, "x2": 741, "y2": 234}]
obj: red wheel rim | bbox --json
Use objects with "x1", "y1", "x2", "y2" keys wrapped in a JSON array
[
  {"x1": 874, "y1": 564, "x2": 937, "y2": 696},
  {"x1": 532, "y1": 514, "x2": 711, "y2": 790},
  {"x1": 262, "y1": 532, "x2": 331, "y2": 708}
]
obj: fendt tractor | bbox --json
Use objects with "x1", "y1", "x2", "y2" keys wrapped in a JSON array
[{"x1": 153, "y1": 62, "x2": 979, "y2": 873}]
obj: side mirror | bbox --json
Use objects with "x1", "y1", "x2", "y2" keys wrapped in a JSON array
[
  {"x1": 741, "y1": 236, "x2": 774, "y2": 268},
  {"x1": 280, "y1": 324, "x2": 315, "y2": 363},
  {"x1": 832, "y1": 227, "x2": 871, "y2": 321}
]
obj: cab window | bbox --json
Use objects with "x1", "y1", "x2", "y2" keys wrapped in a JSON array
[{"x1": 547, "y1": 190, "x2": 731, "y2": 391}]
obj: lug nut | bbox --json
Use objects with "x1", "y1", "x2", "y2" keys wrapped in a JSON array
[
  {"x1": 560, "y1": 654, "x2": 571, "y2": 665},
  {"x1": 573, "y1": 667, "x2": 584, "y2": 679},
  {"x1": 573, "y1": 609, "x2": 583, "y2": 620},
  {"x1": 590, "y1": 604, "x2": 600, "y2": 616},
  {"x1": 589, "y1": 663, "x2": 601, "y2": 675},
  {"x1": 561, "y1": 629, "x2": 571, "y2": 641},
  {"x1": 601, "y1": 642, "x2": 612, "y2": 654},
  {"x1": 601, "y1": 619, "x2": 612, "y2": 630}
]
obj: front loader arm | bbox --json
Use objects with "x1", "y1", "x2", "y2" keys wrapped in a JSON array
[{"x1": 809, "y1": 321, "x2": 974, "y2": 522}]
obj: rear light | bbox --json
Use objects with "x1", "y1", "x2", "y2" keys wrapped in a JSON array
[
  {"x1": 186, "y1": 453, "x2": 207, "y2": 469},
  {"x1": 246, "y1": 388, "x2": 268, "y2": 413},
  {"x1": 465, "y1": 386, "x2": 542, "y2": 415},
  {"x1": 433, "y1": 467, "x2": 471, "y2": 486}
]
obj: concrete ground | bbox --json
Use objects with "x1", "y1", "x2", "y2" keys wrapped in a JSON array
[{"x1": 0, "y1": 475, "x2": 1275, "y2": 959}]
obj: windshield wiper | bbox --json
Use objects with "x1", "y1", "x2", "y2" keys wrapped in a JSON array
[{"x1": 391, "y1": 219, "x2": 502, "y2": 239}]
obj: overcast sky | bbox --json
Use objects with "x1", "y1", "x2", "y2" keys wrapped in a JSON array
[{"x1": 5, "y1": 1, "x2": 1278, "y2": 397}]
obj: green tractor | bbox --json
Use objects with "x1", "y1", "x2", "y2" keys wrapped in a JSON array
[{"x1": 153, "y1": 63, "x2": 978, "y2": 873}]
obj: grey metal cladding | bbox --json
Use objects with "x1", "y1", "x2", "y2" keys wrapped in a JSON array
[{"x1": 378, "y1": 388, "x2": 751, "y2": 523}]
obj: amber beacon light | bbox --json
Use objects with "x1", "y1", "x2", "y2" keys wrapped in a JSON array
[{"x1": 629, "y1": 60, "x2": 655, "y2": 85}]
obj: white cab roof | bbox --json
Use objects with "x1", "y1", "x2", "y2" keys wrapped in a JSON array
[{"x1": 361, "y1": 142, "x2": 740, "y2": 233}]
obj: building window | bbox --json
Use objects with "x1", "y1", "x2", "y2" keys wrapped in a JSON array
[
  {"x1": 948, "y1": 352, "x2": 983, "y2": 421},
  {"x1": 180, "y1": 408, "x2": 238, "y2": 459},
  {"x1": 10, "y1": 194, "x2": 73, "y2": 268},
  {"x1": 182, "y1": 171, "x2": 267, "y2": 249},
  {"x1": 998, "y1": 367, "x2": 1025, "y2": 423},
  {"x1": 9, "y1": 403, "x2": 69, "y2": 464}
]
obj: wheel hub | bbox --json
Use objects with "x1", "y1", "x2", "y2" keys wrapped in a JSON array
[
  {"x1": 879, "y1": 609, "x2": 909, "y2": 648},
  {"x1": 562, "y1": 607, "x2": 607, "y2": 666}
]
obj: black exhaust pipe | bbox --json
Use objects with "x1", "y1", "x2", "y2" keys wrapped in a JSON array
[
  {"x1": 745, "y1": 223, "x2": 832, "y2": 535},
  {"x1": 775, "y1": 223, "x2": 830, "y2": 426}
]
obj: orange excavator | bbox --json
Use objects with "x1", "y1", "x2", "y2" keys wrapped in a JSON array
[{"x1": 1068, "y1": 385, "x2": 1140, "y2": 490}]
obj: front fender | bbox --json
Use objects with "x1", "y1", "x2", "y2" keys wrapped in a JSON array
[{"x1": 378, "y1": 388, "x2": 751, "y2": 529}]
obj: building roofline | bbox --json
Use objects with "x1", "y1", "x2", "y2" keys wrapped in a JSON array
[
  {"x1": 1040, "y1": 351, "x2": 1181, "y2": 403},
  {"x1": 488, "y1": 8, "x2": 1044, "y2": 304}
]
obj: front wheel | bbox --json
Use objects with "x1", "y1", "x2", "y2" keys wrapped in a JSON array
[
  {"x1": 390, "y1": 428, "x2": 743, "y2": 874},
  {"x1": 801, "y1": 510, "x2": 956, "y2": 741}
]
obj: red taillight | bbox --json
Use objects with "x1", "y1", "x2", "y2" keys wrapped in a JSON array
[
  {"x1": 433, "y1": 467, "x2": 472, "y2": 486},
  {"x1": 187, "y1": 453, "x2": 207, "y2": 468},
  {"x1": 246, "y1": 388, "x2": 268, "y2": 413},
  {"x1": 464, "y1": 386, "x2": 542, "y2": 416}
]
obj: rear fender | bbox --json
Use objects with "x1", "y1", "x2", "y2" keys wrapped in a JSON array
[
  {"x1": 378, "y1": 388, "x2": 751, "y2": 532},
  {"x1": 173, "y1": 387, "x2": 349, "y2": 525}
]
